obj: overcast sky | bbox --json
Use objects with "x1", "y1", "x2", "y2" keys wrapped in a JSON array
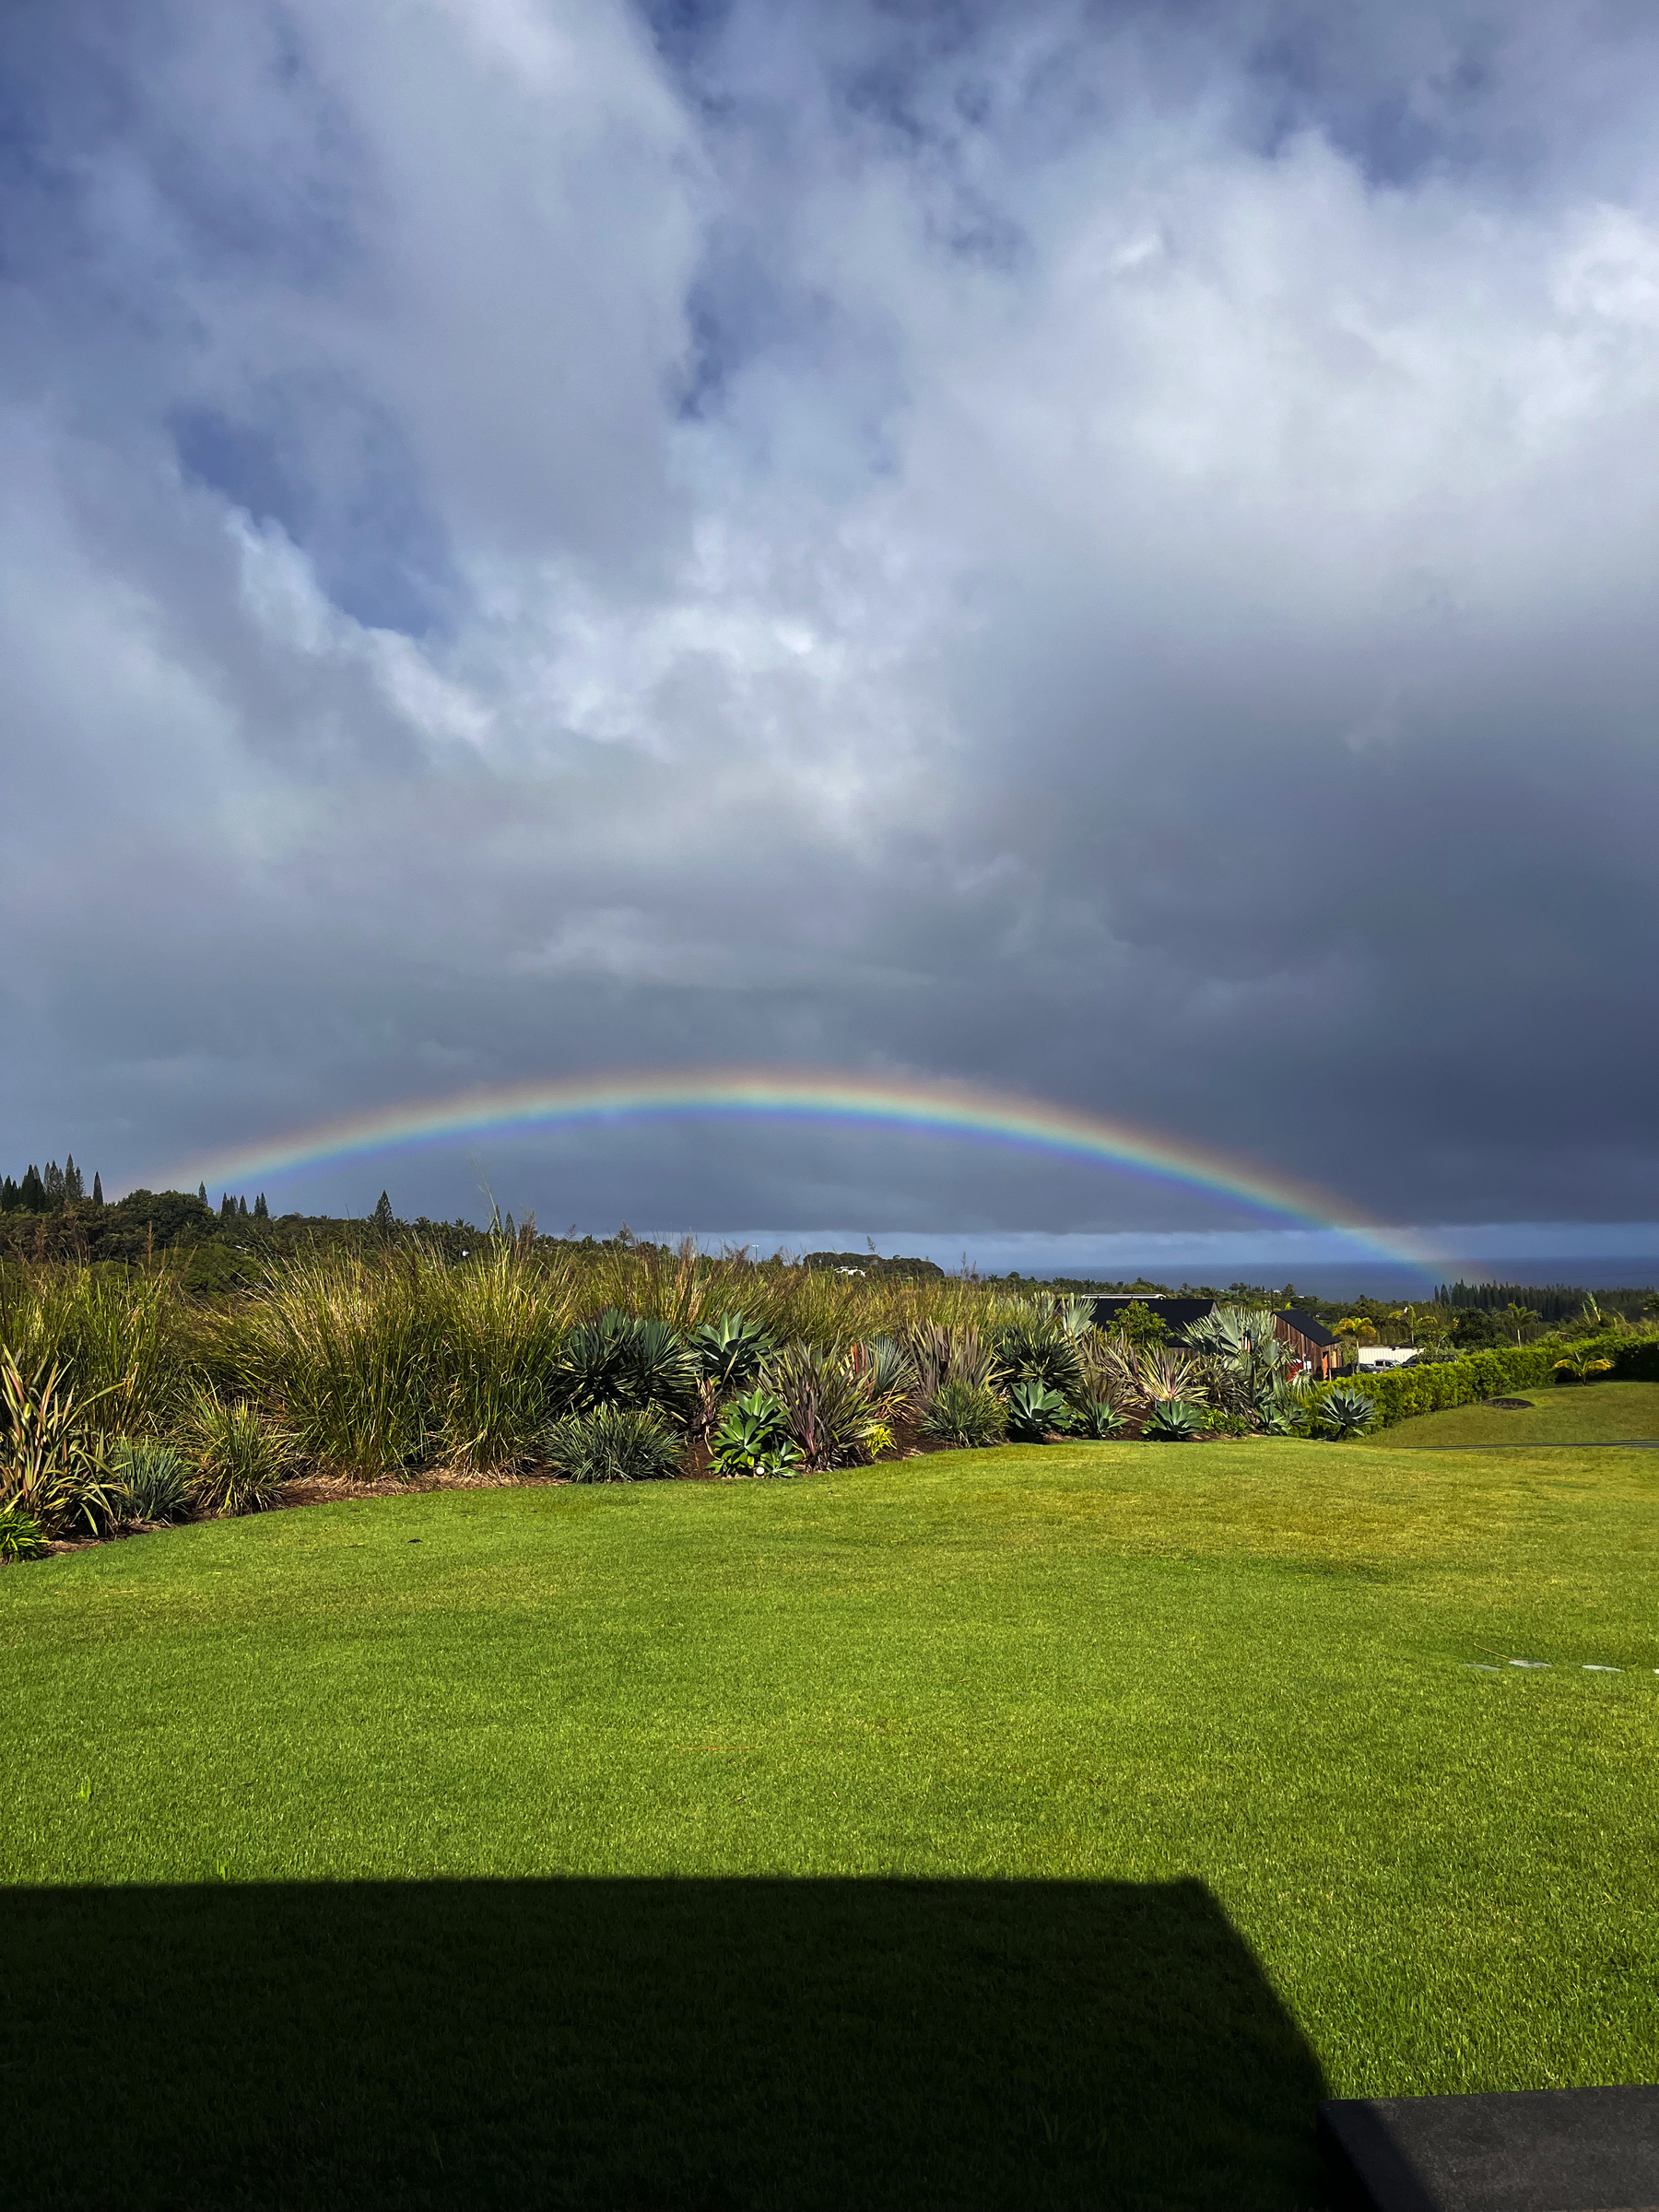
[{"x1": 4, "y1": 0, "x2": 1658, "y2": 1253}]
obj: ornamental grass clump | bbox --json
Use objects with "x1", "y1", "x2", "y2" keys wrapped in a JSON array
[
  {"x1": 0, "y1": 1262, "x2": 184, "y2": 1441},
  {"x1": 240, "y1": 1250, "x2": 441, "y2": 1474},
  {"x1": 919, "y1": 1378, "x2": 1006, "y2": 1448},
  {"x1": 185, "y1": 1388, "x2": 288, "y2": 1515},
  {"x1": 431, "y1": 1245, "x2": 584, "y2": 1466},
  {"x1": 903, "y1": 1324, "x2": 997, "y2": 1422},
  {"x1": 845, "y1": 1334, "x2": 915, "y2": 1423},
  {"x1": 541, "y1": 1404, "x2": 683, "y2": 1484},
  {"x1": 107, "y1": 1439, "x2": 193, "y2": 1523}
]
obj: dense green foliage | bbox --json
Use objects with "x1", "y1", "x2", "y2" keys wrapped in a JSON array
[
  {"x1": 541, "y1": 1404, "x2": 684, "y2": 1483},
  {"x1": 1347, "y1": 1334, "x2": 1659, "y2": 1426},
  {"x1": 106, "y1": 1440, "x2": 193, "y2": 1523},
  {"x1": 0, "y1": 1499, "x2": 48, "y2": 1559},
  {"x1": 3, "y1": 1240, "x2": 1658, "y2": 1535},
  {"x1": 1436, "y1": 1277, "x2": 1659, "y2": 1324}
]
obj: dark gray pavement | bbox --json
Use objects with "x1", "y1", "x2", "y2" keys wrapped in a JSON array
[{"x1": 1321, "y1": 2087, "x2": 1659, "y2": 2211}]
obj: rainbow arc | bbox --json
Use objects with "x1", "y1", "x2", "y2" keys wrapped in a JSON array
[{"x1": 163, "y1": 1067, "x2": 1446, "y2": 1277}]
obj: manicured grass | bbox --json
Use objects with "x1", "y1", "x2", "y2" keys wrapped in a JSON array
[
  {"x1": 1370, "y1": 1377, "x2": 1659, "y2": 1448},
  {"x1": 6, "y1": 1439, "x2": 1659, "y2": 2209}
]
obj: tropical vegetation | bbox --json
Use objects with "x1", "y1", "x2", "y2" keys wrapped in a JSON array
[
  {"x1": 9, "y1": 1185, "x2": 1659, "y2": 1548},
  {"x1": 4, "y1": 1207, "x2": 1658, "y2": 1552}
]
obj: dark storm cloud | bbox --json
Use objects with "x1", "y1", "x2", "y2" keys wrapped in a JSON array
[{"x1": 3, "y1": 0, "x2": 1658, "y2": 1238}]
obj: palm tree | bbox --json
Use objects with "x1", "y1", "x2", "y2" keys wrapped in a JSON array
[{"x1": 1499, "y1": 1302, "x2": 1538, "y2": 1345}]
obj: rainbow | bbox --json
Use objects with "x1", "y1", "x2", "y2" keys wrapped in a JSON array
[{"x1": 159, "y1": 1067, "x2": 1448, "y2": 1277}]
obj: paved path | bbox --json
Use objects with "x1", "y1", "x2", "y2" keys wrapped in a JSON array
[{"x1": 1396, "y1": 1438, "x2": 1659, "y2": 1450}]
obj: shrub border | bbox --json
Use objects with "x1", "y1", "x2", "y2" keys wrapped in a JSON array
[{"x1": 1345, "y1": 1333, "x2": 1659, "y2": 1428}]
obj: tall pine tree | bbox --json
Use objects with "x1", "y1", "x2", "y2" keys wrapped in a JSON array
[
  {"x1": 91, "y1": 1171, "x2": 104, "y2": 1206},
  {"x1": 254, "y1": 1194, "x2": 268, "y2": 1219},
  {"x1": 64, "y1": 1155, "x2": 84, "y2": 1203},
  {"x1": 372, "y1": 1190, "x2": 395, "y2": 1233},
  {"x1": 198, "y1": 1182, "x2": 208, "y2": 1205},
  {"x1": 19, "y1": 1165, "x2": 45, "y2": 1210},
  {"x1": 42, "y1": 1161, "x2": 65, "y2": 1206}
]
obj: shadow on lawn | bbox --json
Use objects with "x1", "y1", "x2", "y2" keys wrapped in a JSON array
[{"x1": 6, "y1": 1877, "x2": 1329, "y2": 2211}]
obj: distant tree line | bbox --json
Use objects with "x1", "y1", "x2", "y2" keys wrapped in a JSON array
[
  {"x1": 0, "y1": 1176, "x2": 688, "y2": 1289},
  {"x1": 1, "y1": 1156, "x2": 104, "y2": 1212},
  {"x1": 1436, "y1": 1279, "x2": 1658, "y2": 1324}
]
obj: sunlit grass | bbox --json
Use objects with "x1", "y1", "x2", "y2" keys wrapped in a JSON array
[
  {"x1": 7, "y1": 1436, "x2": 1657, "y2": 2110},
  {"x1": 1369, "y1": 1377, "x2": 1659, "y2": 1448}
]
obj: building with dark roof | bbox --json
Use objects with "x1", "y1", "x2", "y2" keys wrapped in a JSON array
[
  {"x1": 1088, "y1": 1296, "x2": 1217, "y2": 1335},
  {"x1": 1087, "y1": 1296, "x2": 1344, "y2": 1382},
  {"x1": 1273, "y1": 1310, "x2": 1340, "y2": 1381}
]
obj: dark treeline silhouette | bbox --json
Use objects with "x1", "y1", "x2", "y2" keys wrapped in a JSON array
[
  {"x1": 1, "y1": 1153, "x2": 100, "y2": 1212},
  {"x1": 1437, "y1": 1279, "x2": 1657, "y2": 1323}
]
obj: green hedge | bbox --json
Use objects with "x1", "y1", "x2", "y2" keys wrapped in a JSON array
[{"x1": 1348, "y1": 1333, "x2": 1659, "y2": 1428}]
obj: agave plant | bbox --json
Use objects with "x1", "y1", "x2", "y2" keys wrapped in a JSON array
[
  {"x1": 550, "y1": 1311, "x2": 700, "y2": 1426},
  {"x1": 542, "y1": 1404, "x2": 685, "y2": 1483},
  {"x1": 1141, "y1": 1397, "x2": 1207, "y2": 1442},
  {"x1": 1005, "y1": 1377, "x2": 1073, "y2": 1443},
  {"x1": 708, "y1": 1390, "x2": 802, "y2": 1477},
  {"x1": 1317, "y1": 1385, "x2": 1377, "y2": 1441},
  {"x1": 1259, "y1": 1378, "x2": 1316, "y2": 1436},
  {"x1": 759, "y1": 1344, "x2": 877, "y2": 1470},
  {"x1": 990, "y1": 1297, "x2": 1087, "y2": 1402},
  {"x1": 1070, "y1": 1396, "x2": 1128, "y2": 1440},
  {"x1": 918, "y1": 1378, "x2": 1006, "y2": 1448},
  {"x1": 0, "y1": 1348, "x2": 118, "y2": 1536},
  {"x1": 686, "y1": 1311, "x2": 775, "y2": 1395},
  {"x1": 1182, "y1": 1304, "x2": 1288, "y2": 1417}
]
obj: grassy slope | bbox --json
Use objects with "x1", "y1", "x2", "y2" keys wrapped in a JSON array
[
  {"x1": 1368, "y1": 1376, "x2": 1659, "y2": 1448},
  {"x1": 6, "y1": 1440, "x2": 1659, "y2": 2210}
]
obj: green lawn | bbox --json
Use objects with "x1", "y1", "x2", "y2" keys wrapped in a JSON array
[
  {"x1": 1369, "y1": 1377, "x2": 1659, "y2": 1449},
  {"x1": 6, "y1": 1439, "x2": 1658, "y2": 2210}
]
